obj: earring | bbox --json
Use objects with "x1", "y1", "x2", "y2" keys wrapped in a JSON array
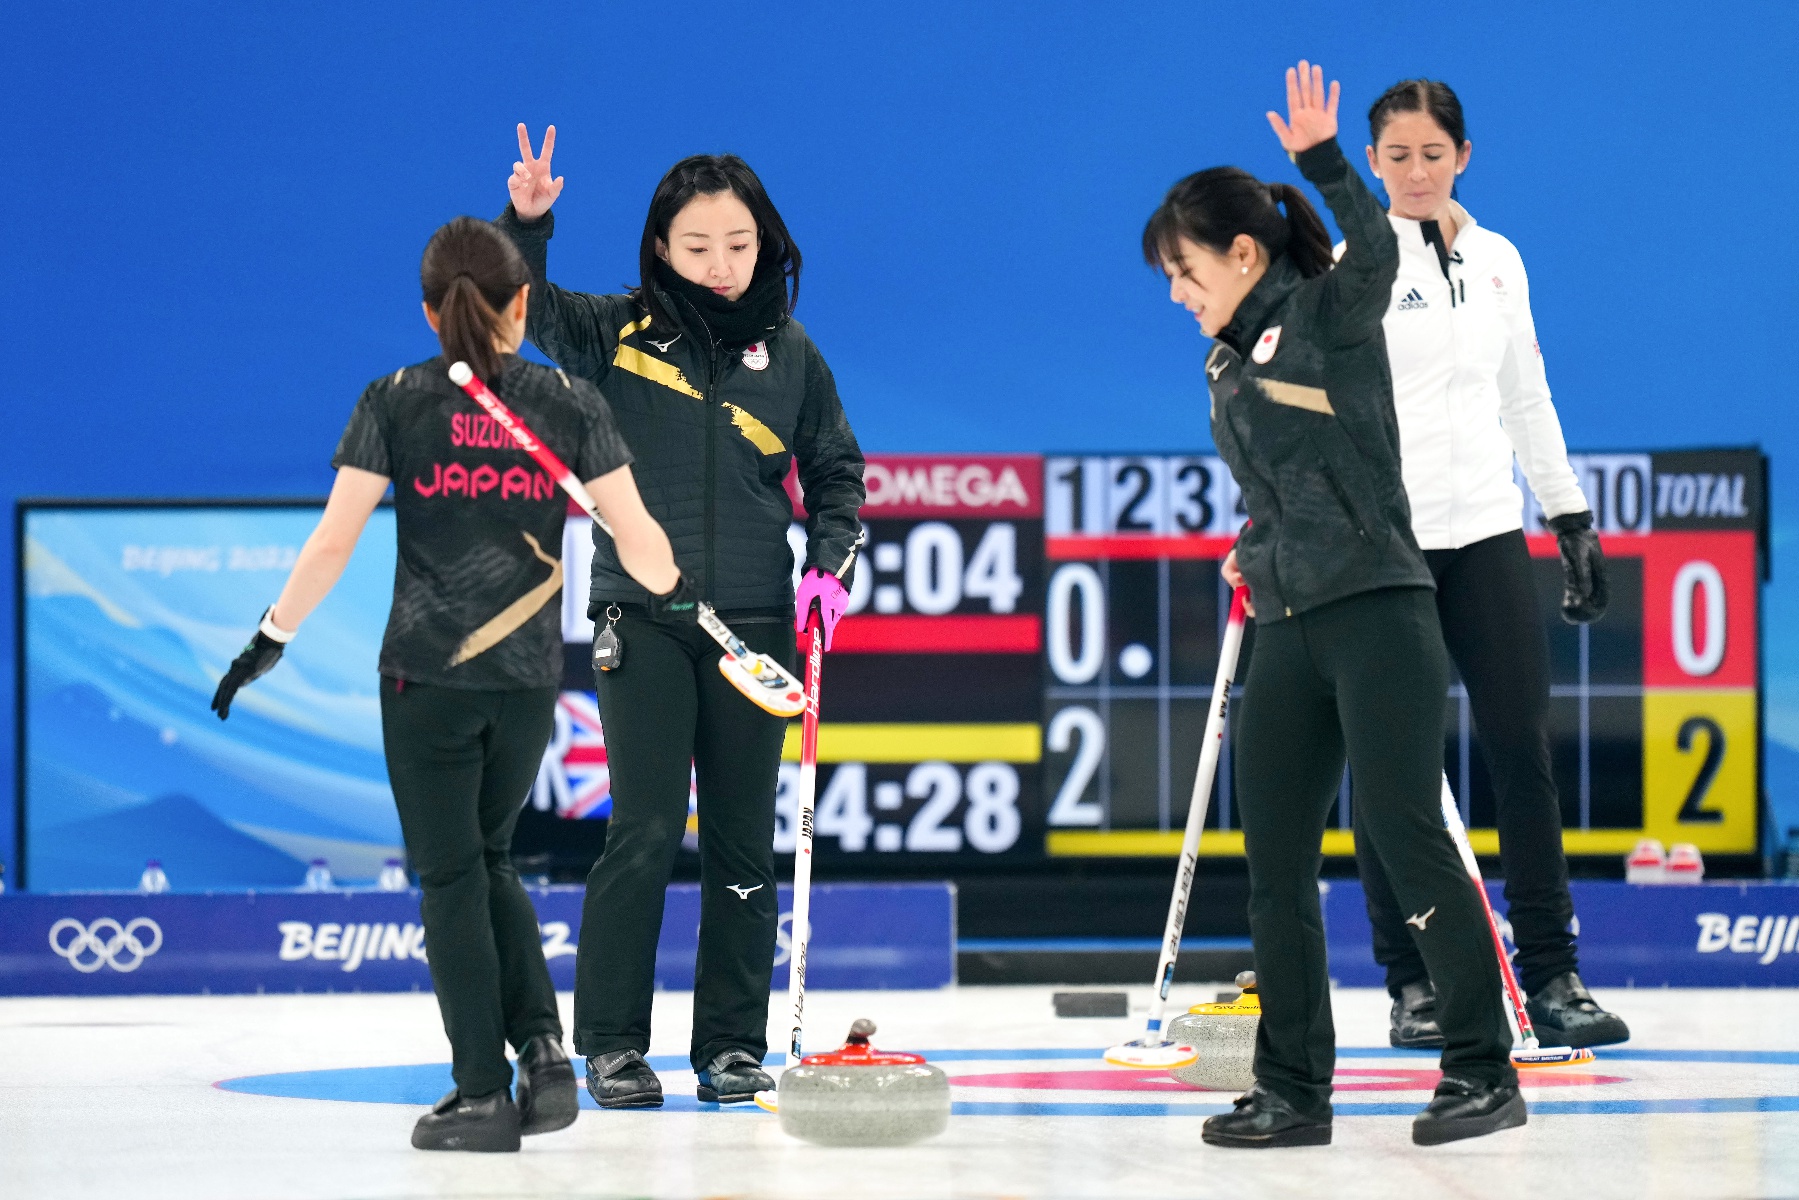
[{"x1": 1241, "y1": 266, "x2": 1249, "y2": 275}]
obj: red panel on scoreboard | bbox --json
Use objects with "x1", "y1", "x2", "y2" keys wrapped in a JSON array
[
  {"x1": 1047, "y1": 534, "x2": 1239, "y2": 560},
  {"x1": 832, "y1": 613, "x2": 1043, "y2": 653},
  {"x1": 1637, "y1": 530, "x2": 1758, "y2": 688},
  {"x1": 857, "y1": 454, "x2": 1043, "y2": 518}
]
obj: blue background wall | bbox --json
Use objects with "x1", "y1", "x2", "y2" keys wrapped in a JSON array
[{"x1": 5, "y1": 0, "x2": 1796, "y2": 884}]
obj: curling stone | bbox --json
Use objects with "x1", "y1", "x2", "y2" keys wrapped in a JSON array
[
  {"x1": 1167, "y1": 970, "x2": 1260, "y2": 1092},
  {"x1": 775, "y1": 1019, "x2": 950, "y2": 1146}
]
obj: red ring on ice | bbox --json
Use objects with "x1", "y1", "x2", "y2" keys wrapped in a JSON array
[{"x1": 949, "y1": 1067, "x2": 1628, "y2": 1092}]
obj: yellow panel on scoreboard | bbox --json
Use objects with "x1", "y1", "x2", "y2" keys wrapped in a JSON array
[
  {"x1": 781, "y1": 723, "x2": 1042, "y2": 764},
  {"x1": 1641, "y1": 689, "x2": 1758, "y2": 853},
  {"x1": 1046, "y1": 828, "x2": 1672, "y2": 857}
]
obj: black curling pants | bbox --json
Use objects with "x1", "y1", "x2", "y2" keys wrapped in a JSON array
[
  {"x1": 380, "y1": 678, "x2": 563, "y2": 1098},
  {"x1": 1355, "y1": 529, "x2": 1578, "y2": 998},
  {"x1": 574, "y1": 612, "x2": 795, "y2": 1071},
  {"x1": 1235, "y1": 587, "x2": 1515, "y2": 1117}
]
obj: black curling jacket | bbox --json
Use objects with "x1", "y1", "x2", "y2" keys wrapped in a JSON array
[
  {"x1": 1206, "y1": 138, "x2": 1433, "y2": 622},
  {"x1": 494, "y1": 206, "x2": 866, "y2": 614}
]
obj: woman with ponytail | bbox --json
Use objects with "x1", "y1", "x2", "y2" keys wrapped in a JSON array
[
  {"x1": 1144, "y1": 63, "x2": 1520, "y2": 1149},
  {"x1": 210, "y1": 216, "x2": 683, "y2": 1152},
  {"x1": 1351, "y1": 79, "x2": 1627, "y2": 1055},
  {"x1": 492, "y1": 130, "x2": 865, "y2": 1111}
]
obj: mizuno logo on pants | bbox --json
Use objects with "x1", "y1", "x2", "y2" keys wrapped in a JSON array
[
  {"x1": 1406, "y1": 906, "x2": 1437, "y2": 931},
  {"x1": 726, "y1": 884, "x2": 763, "y2": 900}
]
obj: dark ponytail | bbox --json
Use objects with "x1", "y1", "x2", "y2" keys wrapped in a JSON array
[
  {"x1": 1266, "y1": 183, "x2": 1333, "y2": 276},
  {"x1": 1142, "y1": 168, "x2": 1334, "y2": 281},
  {"x1": 420, "y1": 216, "x2": 532, "y2": 386}
]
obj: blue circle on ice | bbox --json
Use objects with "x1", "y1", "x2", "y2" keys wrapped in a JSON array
[{"x1": 1118, "y1": 644, "x2": 1153, "y2": 679}]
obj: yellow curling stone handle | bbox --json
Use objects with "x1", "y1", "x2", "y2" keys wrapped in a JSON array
[{"x1": 1188, "y1": 969, "x2": 1261, "y2": 1016}]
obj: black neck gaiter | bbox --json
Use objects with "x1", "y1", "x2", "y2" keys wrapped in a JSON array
[{"x1": 653, "y1": 259, "x2": 788, "y2": 346}]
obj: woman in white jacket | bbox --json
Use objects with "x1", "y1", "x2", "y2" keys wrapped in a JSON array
[{"x1": 1352, "y1": 79, "x2": 1627, "y2": 1050}]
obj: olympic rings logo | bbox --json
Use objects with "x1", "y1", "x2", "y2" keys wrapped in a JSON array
[{"x1": 47, "y1": 917, "x2": 164, "y2": 973}]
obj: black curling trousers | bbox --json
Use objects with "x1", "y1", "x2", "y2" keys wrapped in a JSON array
[
  {"x1": 1355, "y1": 529, "x2": 1578, "y2": 997},
  {"x1": 1235, "y1": 587, "x2": 1515, "y2": 1117},
  {"x1": 380, "y1": 678, "x2": 563, "y2": 1098},
  {"x1": 574, "y1": 612, "x2": 795, "y2": 1071}
]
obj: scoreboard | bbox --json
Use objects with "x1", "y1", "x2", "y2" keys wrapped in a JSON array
[
  {"x1": 1041, "y1": 448, "x2": 1768, "y2": 862},
  {"x1": 517, "y1": 448, "x2": 1768, "y2": 870},
  {"x1": 775, "y1": 455, "x2": 1044, "y2": 864}
]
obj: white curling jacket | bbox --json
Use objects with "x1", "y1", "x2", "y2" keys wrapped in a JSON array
[{"x1": 1337, "y1": 203, "x2": 1588, "y2": 549}]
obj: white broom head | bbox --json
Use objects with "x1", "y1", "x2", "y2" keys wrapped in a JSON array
[
  {"x1": 1104, "y1": 1038, "x2": 1200, "y2": 1069},
  {"x1": 717, "y1": 654, "x2": 805, "y2": 717}
]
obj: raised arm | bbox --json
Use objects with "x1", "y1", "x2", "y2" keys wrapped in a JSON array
[
  {"x1": 493, "y1": 124, "x2": 620, "y2": 380},
  {"x1": 1268, "y1": 63, "x2": 1398, "y2": 346}
]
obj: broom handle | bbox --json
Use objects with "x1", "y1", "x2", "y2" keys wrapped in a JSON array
[
  {"x1": 1141, "y1": 587, "x2": 1247, "y2": 1042},
  {"x1": 783, "y1": 609, "x2": 825, "y2": 1065},
  {"x1": 446, "y1": 362, "x2": 783, "y2": 681},
  {"x1": 447, "y1": 362, "x2": 614, "y2": 535},
  {"x1": 1438, "y1": 777, "x2": 1538, "y2": 1048}
]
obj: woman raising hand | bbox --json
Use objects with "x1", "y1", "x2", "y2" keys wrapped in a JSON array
[
  {"x1": 1145, "y1": 63, "x2": 1521, "y2": 1149},
  {"x1": 495, "y1": 128, "x2": 866, "y2": 1110}
]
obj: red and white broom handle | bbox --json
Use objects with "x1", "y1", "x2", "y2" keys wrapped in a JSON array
[
  {"x1": 783, "y1": 608, "x2": 825, "y2": 1065},
  {"x1": 1438, "y1": 778, "x2": 1538, "y2": 1047},
  {"x1": 448, "y1": 362, "x2": 615, "y2": 536},
  {"x1": 448, "y1": 363, "x2": 783, "y2": 680},
  {"x1": 1142, "y1": 586, "x2": 1249, "y2": 1042}
]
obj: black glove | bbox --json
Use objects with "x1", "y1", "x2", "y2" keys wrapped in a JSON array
[
  {"x1": 1548, "y1": 511, "x2": 1608, "y2": 624},
  {"x1": 646, "y1": 573, "x2": 699, "y2": 625},
  {"x1": 211, "y1": 610, "x2": 289, "y2": 719}
]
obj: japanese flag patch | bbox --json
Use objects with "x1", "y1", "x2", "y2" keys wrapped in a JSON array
[
  {"x1": 742, "y1": 341, "x2": 770, "y2": 371},
  {"x1": 1251, "y1": 326, "x2": 1281, "y2": 364}
]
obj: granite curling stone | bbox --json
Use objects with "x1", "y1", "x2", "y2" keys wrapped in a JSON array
[
  {"x1": 776, "y1": 1019, "x2": 950, "y2": 1146},
  {"x1": 1167, "y1": 970, "x2": 1260, "y2": 1092}
]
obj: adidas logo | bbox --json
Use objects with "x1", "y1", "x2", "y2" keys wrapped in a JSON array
[{"x1": 1397, "y1": 288, "x2": 1429, "y2": 311}]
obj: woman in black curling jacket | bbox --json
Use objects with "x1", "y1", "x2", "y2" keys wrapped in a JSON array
[
  {"x1": 1354, "y1": 80, "x2": 1627, "y2": 1053},
  {"x1": 210, "y1": 217, "x2": 686, "y2": 1152},
  {"x1": 496, "y1": 127, "x2": 866, "y2": 1108},
  {"x1": 1146, "y1": 64, "x2": 1518, "y2": 1149}
]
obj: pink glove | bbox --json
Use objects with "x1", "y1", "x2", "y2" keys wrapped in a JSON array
[{"x1": 795, "y1": 568, "x2": 850, "y2": 650}]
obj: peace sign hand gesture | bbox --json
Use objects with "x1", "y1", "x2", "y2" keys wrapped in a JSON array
[
  {"x1": 1266, "y1": 61, "x2": 1339, "y2": 155},
  {"x1": 509, "y1": 124, "x2": 564, "y2": 221}
]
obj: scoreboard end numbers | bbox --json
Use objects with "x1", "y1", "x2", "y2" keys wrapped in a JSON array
[{"x1": 1642, "y1": 691, "x2": 1757, "y2": 853}]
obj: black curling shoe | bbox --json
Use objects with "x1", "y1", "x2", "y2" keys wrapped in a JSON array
[
  {"x1": 1526, "y1": 971, "x2": 1630, "y2": 1048},
  {"x1": 696, "y1": 1048, "x2": 774, "y2": 1104},
  {"x1": 585, "y1": 1049, "x2": 664, "y2": 1109},
  {"x1": 411, "y1": 1088, "x2": 521, "y2": 1152},
  {"x1": 516, "y1": 1034, "x2": 578, "y2": 1135},
  {"x1": 1389, "y1": 979, "x2": 1446, "y2": 1049},
  {"x1": 1201, "y1": 1084, "x2": 1332, "y2": 1148},
  {"x1": 1412, "y1": 1075, "x2": 1527, "y2": 1146}
]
